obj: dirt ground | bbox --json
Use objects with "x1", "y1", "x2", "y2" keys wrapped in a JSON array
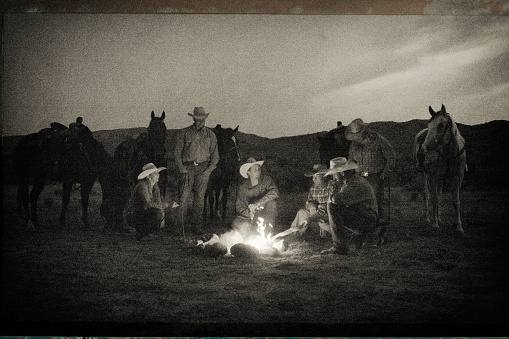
[{"x1": 2, "y1": 183, "x2": 509, "y2": 336}]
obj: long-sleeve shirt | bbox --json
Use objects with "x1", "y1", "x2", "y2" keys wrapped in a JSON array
[
  {"x1": 236, "y1": 175, "x2": 279, "y2": 219},
  {"x1": 331, "y1": 174, "x2": 378, "y2": 221},
  {"x1": 129, "y1": 179, "x2": 163, "y2": 213},
  {"x1": 307, "y1": 180, "x2": 338, "y2": 218},
  {"x1": 348, "y1": 129, "x2": 396, "y2": 175},
  {"x1": 174, "y1": 124, "x2": 219, "y2": 173}
]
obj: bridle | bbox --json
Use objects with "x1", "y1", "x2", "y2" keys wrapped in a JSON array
[
  {"x1": 427, "y1": 113, "x2": 465, "y2": 161},
  {"x1": 223, "y1": 135, "x2": 241, "y2": 162}
]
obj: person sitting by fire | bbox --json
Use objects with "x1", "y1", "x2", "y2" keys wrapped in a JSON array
[
  {"x1": 283, "y1": 164, "x2": 337, "y2": 239},
  {"x1": 320, "y1": 157, "x2": 378, "y2": 255},
  {"x1": 232, "y1": 157, "x2": 279, "y2": 240},
  {"x1": 126, "y1": 162, "x2": 169, "y2": 240}
]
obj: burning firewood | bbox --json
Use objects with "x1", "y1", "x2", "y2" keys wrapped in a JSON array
[
  {"x1": 230, "y1": 243, "x2": 259, "y2": 259},
  {"x1": 203, "y1": 242, "x2": 228, "y2": 257}
]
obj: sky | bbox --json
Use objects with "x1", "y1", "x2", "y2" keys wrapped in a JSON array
[{"x1": 2, "y1": 13, "x2": 509, "y2": 138}]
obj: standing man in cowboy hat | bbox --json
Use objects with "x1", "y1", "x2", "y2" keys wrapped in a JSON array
[
  {"x1": 232, "y1": 157, "x2": 279, "y2": 240},
  {"x1": 174, "y1": 107, "x2": 219, "y2": 233},
  {"x1": 126, "y1": 162, "x2": 168, "y2": 240},
  {"x1": 345, "y1": 118, "x2": 395, "y2": 230},
  {"x1": 321, "y1": 157, "x2": 378, "y2": 255}
]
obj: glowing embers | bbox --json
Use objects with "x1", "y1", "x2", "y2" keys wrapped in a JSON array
[
  {"x1": 197, "y1": 217, "x2": 288, "y2": 257},
  {"x1": 245, "y1": 217, "x2": 272, "y2": 250}
]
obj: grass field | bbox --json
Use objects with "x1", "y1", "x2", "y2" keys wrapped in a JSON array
[{"x1": 2, "y1": 182, "x2": 509, "y2": 336}]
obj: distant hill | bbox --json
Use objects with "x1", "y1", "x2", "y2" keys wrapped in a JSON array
[{"x1": 3, "y1": 120, "x2": 509, "y2": 192}]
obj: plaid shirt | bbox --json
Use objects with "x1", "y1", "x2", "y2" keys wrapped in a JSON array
[
  {"x1": 307, "y1": 180, "x2": 339, "y2": 218},
  {"x1": 348, "y1": 130, "x2": 396, "y2": 175}
]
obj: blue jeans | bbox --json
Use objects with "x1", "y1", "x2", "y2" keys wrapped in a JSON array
[{"x1": 179, "y1": 163, "x2": 211, "y2": 225}]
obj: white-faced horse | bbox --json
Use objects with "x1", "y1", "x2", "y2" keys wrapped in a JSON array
[{"x1": 414, "y1": 104, "x2": 467, "y2": 233}]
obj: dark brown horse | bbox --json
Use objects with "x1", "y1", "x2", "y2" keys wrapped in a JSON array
[
  {"x1": 204, "y1": 124, "x2": 240, "y2": 221},
  {"x1": 413, "y1": 105, "x2": 467, "y2": 233},
  {"x1": 114, "y1": 111, "x2": 168, "y2": 197},
  {"x1": 13, "y1": 119, "x2": 113, "y2": 229},
  {"x1": 317, "y1": 121, "x2": 351, "y2": 165}
]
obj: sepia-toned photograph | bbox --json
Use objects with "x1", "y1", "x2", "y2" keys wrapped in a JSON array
[{"x1": 2, "y1": 0, "x2": 508, "y2": 336}]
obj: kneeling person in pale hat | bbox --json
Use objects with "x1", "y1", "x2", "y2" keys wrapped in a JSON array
[
  {"x1": 321, "y1": 157, "x2": 378, "y2": 255},
  {"x1": 127, "y1": 163, "x2": 168, "y2": 240},
  {"x1": 232, "y1": 157, "x2": 279, "y2": 239}
]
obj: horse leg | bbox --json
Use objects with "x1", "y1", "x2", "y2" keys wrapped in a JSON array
[
  {"x1": 452, "y1": 174, "x2": 465, "y2": 234},
  {"x1": 423, "y1": 173, "x2": 431, "y2": 225},
  {"x1": 429, "y1": 180, "x2": 440, "y2": 228},
  {"x1": 18, "y1": 181, "x2": 30, "y2": 227},
  {"x1": 215, "y1": 188, "x2": 222, "y2": 219},
  {"x1": 60, "y1": 182, "x2": 72, "y2": 228},
  {"x1": 80, "y1": 181, "x2": 94, "y2": 229},
  {"x1": 437, "y1": 181, "x2": 443, "y2": 225},
  {"x1": 221, "y1": 185, "x2": 229, "y2": 220},
  {"x1": 29, "y1": 181, "x2": 45, "y2": 229},
  {"x1": 203, "y1": 189, "x2": 209, "y2": 221}
]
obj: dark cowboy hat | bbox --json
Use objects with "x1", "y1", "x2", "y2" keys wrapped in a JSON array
[
  {"x1": 188, "y1": 107, "x2": 209, "y2": 120},
  {"x1": 324, "y1": 157, "x2": 359, "y2": 176},
  {"x1": 304, "y1": 164, "x2": 328, "y2": 177},
  {"x1": 345, "y1": 118, "x2": 368, "y2": 141}
]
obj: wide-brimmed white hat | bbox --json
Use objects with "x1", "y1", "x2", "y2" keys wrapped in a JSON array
[
  {"x1": 187, "y1": 107, "x2": 209, "y2": 120},
  {"x1": 304, "y1": 164, "x2": 328, "y2": 177},
  {"x1": 345, "y1": 118, "x2": 368, "y2": 141},
  {"x1": 137, "y1": 162, "x2": 166, "y2": 180},
  {"x1": 239, "y1": 157, "x2": 264, "y2": 178},
  {"x1": 324, "y1": 157, "x2": 359, "y2": 176}
]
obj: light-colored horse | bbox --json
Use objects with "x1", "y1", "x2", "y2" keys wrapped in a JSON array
[{"x1": 413, "y1": 104, "x2": 467, "y2": 233}]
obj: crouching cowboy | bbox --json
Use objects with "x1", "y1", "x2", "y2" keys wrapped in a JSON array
[
  {"x1": 126, "y1": 163, "x2": 168, "y2": 240},
  {"x1": 321, "y1": 157, "x2": 378, "y2": 255}
]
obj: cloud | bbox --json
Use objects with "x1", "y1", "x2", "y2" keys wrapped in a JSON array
[{"x1": 308, "y1": 38, "x2": 508, "y2": 125}]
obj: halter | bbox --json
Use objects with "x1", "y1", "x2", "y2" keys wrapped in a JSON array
[
  {"x1": 428, "y1": 113, "x2": 465, "y2": 161},
  {"x1": 221, "y1": 135, "x2": 241, "y2": 162}
]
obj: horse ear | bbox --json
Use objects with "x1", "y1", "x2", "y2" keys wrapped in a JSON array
[
  {"x1": 429, "y1": 106, "x2": 436, "y2": 116},
  {"x1": 161, "y1": 111, "x2": 165, "y2": 120},
  {"x1": 234, "y1": 125, "x2": 239, "y2": 133},
  {"x1": 151, "y1": 111, "x2": 155, "y2": 119},
  {"x1": 441, "y1": 104, "x2": 446, "y2": 114}
]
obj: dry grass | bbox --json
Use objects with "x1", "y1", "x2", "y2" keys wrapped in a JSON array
[{"x1": 2, "y1": 183, "x2": 509, "y2": 336}]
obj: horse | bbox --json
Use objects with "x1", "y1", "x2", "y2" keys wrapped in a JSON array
[
  {"x1": 114, "y1": 111, "x2": 168, "y2": 197},
  {"x1": 97, "y1": 148, "x2": 132, "y2": 232},
  {"x1": 413, "y1": 104, "x2": 467, "y2": 233},
  {"x1": 204, "y1": 124, "x2": 240, "y2": 221},
  {"x1": 317, "y1": 121, "x2": 351, "y2": 165},
  {"x1": 13, "y1": 119, "x2": 113, "y2": 229}
]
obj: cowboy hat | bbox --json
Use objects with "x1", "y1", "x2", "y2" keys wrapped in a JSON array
[
  {"x1": 239, "y1": 157, "x2": 264, "y2": 178},
  {"x1": 137, "y1": 162, "x2": 166, "y2": 180},
  {"x1": 304, "y1": 164, "x2": 328, "y2": 177},
  {"x1": 324, "y1": 157, "x2": 359, "y2": 176},
  {"x1": 345, "y1": 118, "x2": 368, "y2": 141},
  {"x1": 188, "y1": 107, "x2": 209, "y2": 120}
]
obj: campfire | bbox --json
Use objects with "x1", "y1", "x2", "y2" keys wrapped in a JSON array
[{"x1": 197, "y1": 217, "x2": 288, "y2": 257}]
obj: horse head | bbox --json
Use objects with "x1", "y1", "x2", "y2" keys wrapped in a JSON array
[
  {"x1": 147, "y1": 111, "x2": 167, "y2": 156},
  {"x1": 422, "y1": 104, "x2": 463, "y2": 153},
  {"x1": 214, "y1": 124, "x2": 240, "y2": 163},
  {"x1": 317, "y1": 125, "x2": 351, "y2": 165}
]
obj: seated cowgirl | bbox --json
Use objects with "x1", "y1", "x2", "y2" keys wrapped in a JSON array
[{"x1": 287, "y1": 164, "x2": 338, "y2": 238}]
